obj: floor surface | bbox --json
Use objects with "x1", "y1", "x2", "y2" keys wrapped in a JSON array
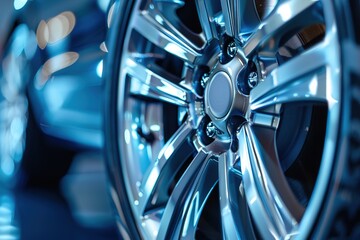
[{"x1": 0, "y1": 152, "x2": 119, "y2": 240}]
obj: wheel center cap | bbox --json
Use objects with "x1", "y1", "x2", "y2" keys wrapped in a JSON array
[{"x1": 206, "y1": 71, "x2": 233, "y2": 119}]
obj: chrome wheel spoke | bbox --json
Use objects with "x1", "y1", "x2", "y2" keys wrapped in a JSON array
[
  {"x1": 220, "y1": 0, "x2": 241, "y2": 38},
  {"x1": 195, "y1": 1, "x2": 219, "y2": 41},
  {"x1": 251, "y1": 112, "x2": 280, "y2": 129},
  {"x1": 250, "y1": 41, "x2": 333, "y2": 110},
  {"x1": 244, "y1": 0, "x2": 321, "y2": 56},
  {"x1": 126, "y1": 57, "x2": 190, "y2": 106},
  {"x1": 157, "y1": 151, "x2": 217, "y2": 239},
  {"x1": 138, "y1": 121, "x2": 195, "y2": 214},
  {"x1": 220, "y1": 0, "x2": 260, "y2": 39},
  {"x1": 238, "y1": 124, "x2": 304, "y2": 239},
  {"x1": 132, "y1": 8, "x2": 203, "y2": 63},
  {"x1": 219, "y1": 150, "x2": 254, "y2": 239},
  {"x1": 153, "y1": 0, "x2": 185, "y2": 5}
]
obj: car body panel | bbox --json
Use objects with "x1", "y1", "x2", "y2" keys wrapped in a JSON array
[{"x1": 3, "y1": 0, "x2": 108, "y2": 149}]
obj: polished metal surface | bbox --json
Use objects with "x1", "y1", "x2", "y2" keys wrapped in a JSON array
[{"x1": 115, "y1": 0, "x2": 341, "y2": 239}]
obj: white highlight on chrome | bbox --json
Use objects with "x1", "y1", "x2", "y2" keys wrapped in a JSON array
[{"x1": 96, "y1": 60, "x2": 103, "y2": 78}]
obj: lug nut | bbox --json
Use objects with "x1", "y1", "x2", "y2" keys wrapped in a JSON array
[
  {"x1": 248, "y1": 71, "x2": 258, "y2": 88},
  {"x1": 206, "y1": 122, "x2": 217, "y2": 138},
  {"x1": 201, "y1": 73, "x2": 209, "y2": 88},
  {"x1": 227, "y1": 41, "x2": 237, "y2": 58}
]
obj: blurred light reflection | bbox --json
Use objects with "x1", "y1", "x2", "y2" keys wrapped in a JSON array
[
  {"x1": 36, "y1": 52, "x2": 79, "y2": 88},
  {"x1": 9, "y1": 24, "x2": 29, "y2": 58},
  {"x1": 36, "y1": 11, "x2": 76, "y2": 49},
  {"x1": 0, "y1": 191, "x2": 19, "y2": 240},
  {"x1": 1, "y1": 157, "x2": 15, "y2": 177},
  {"x1": 13, "y1": 0, "x2": 28, "y2": 10},
  {"x1": 36, "y1": 20, "x2": 48, "y2": 50},
  {"x1": 150, "y1": 124, "x2": 160, "y2": 132},
  {"x1": 0, "y1": 24, "x2": 29, "y2": 181},
  {"x1": 97, "y1": 0, "x2": 110, "y2": 12}
]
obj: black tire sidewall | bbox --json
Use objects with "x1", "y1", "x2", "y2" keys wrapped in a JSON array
[
  {"x1": 104, "y1": 0, "x2": 140, "y2": 238},
  {"x1": 313, "y1": 0, "x2": 360, "y2": 238}
]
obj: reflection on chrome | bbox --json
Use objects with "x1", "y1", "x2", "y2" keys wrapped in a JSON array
[
  {"x1": 99, "y1": 42, "x2": 108, "y2": 53},
  {"x1": 36, "y1": 11, "x2": 76, "y2": 49},
  {"x1": 96, "y1": 60, "x2": 103, "y2": 78},
  {"x1": 309, "y1": 76, "x2": 318, "y2": 96},
  {"x1": 35, "y1": 52, "x2": 79, "y2": 88},
  {"x1": 0, "y1": 191, "x2": 19, "y2": 240},
  {"x1": 107, "y1": 3, "x2": 116, "y2": 28},
  {"x1": 277, "y1": 2, "x2": 292, "y2": 22},
  {"x1": 181, "y1": 191, "x2": 201, "y2": 238}
]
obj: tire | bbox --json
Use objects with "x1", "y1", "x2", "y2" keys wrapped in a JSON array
[
  {"x1": 105, "y1": 0, "x2": 360, "y2": 238},
  {"x1": 0, "y1": 24, "x2": 74, "y2": 187}
]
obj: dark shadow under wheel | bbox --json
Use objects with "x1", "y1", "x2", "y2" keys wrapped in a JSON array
[{"x1": 104, "y1": 0, "x2": 360, "y2": 239}]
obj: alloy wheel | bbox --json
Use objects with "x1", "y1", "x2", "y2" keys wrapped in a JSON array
[{"x1": 105, "y1": 0, "x2": 345, "y2": 238}]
